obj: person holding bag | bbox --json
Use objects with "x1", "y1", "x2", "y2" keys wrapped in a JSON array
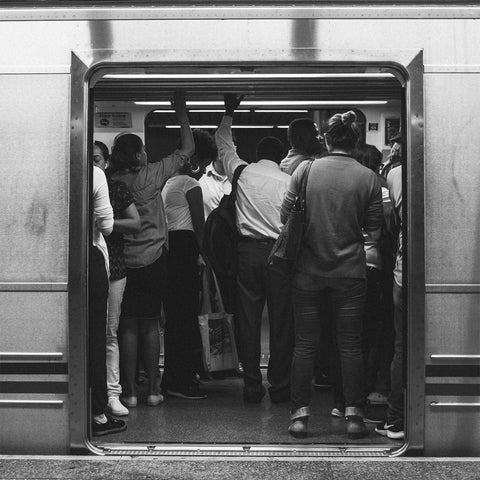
[{"x1": 282, "y1": 111, "x2": 383, "y2": 439}]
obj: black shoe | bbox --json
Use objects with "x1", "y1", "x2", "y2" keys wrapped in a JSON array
[
  {"x1": 167, "y1": 384, "x2": 207, "y2": 400},
  {"x1": 243, "y1": 385, "x2": 266, "y2": 403},
  {"x1": 346, "y1": 415, "x2": 369, "y2": 439},
  {"x1": 93, "y1": 414, "x2": 127, "y2": 436}
]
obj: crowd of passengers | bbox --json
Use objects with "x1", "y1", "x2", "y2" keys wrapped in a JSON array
[{"x1": 90, "y1": 92, "x2": 403, "y2": 441}]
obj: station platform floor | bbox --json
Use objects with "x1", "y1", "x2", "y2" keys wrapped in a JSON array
[{"x1": 1, "y1": 456, "x2": 480, "y2": 480}]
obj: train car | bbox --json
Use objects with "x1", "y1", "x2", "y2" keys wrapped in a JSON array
[{"x1": 0, "y1": 0, "x2": 479, "y2": 458}]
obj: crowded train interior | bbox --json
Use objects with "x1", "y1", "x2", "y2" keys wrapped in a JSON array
[{"x1": 90, "y1": 67, "x2": 404, "y2": 451}]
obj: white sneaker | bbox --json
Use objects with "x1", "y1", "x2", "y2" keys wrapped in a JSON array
[{"x1": 107, "y1": 397, "x2": 129, "y2": 416}]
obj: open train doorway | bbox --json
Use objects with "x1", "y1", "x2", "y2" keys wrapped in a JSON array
[{"x1": 69, "y1": 54, "x2": 424, "y2": 456}]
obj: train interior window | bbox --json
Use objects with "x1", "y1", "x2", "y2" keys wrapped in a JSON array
[{"x1": 91, "y1": 68, "x2": 404, "y2": 453}]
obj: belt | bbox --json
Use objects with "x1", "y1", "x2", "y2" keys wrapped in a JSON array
[{"x1": 238, "y1": 235, "x2": 276, "y2": 245}]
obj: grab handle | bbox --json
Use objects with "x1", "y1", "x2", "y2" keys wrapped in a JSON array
[
  {"x1": 430, "y1": 354, "x2": 480, "y2": 360},
  {"x1": 430, "y1": 401, "x2": 480, "y2": 407}
]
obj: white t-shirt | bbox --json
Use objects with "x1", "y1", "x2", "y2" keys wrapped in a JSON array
[{"x1": 162, "y1": 174, "x2": 199, "y2": 232}]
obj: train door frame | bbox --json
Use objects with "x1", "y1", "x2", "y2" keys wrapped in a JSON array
[{"x1": 69, "y1": 48, "x2": 424, "y2": 456}]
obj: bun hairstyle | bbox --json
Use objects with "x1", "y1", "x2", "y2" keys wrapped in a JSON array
[
  {"x1": 109, "y1": 133, "x2": 143, "y2": 173},
  {"x1": 324, "y1": 110, "x2": 360, "y2": 152},
  {"x1": 341, "y1": 110, "x2": 357, "y2": 127}
]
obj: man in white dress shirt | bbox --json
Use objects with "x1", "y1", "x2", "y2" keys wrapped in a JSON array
[
  {"x1": 215, "y1": 94, "x2": 293, "y2": 403},
  {"x1": 199, "y1": 157, "x2": 232, "y2": 220}
]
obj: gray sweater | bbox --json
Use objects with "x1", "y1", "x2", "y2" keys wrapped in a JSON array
[{"x1": 281, "y1": 154, "x2": 383, "y2": 284}]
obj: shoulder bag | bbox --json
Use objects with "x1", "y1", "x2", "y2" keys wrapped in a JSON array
[{"x1": 267, "y1": 160, "x2": 313, "y2": 276}]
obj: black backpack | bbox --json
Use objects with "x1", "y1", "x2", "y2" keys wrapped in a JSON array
[{"x1": 203, "y1": 164, "x2": 247, "y2": 279}]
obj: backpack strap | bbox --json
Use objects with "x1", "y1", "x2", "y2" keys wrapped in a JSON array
[{"x1": 228, "y1": 163, "x2": 248, "y2": 208}]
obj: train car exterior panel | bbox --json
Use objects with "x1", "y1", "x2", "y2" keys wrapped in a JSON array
[
  {"x1": 425, "y1": 294, "x2": 480, "y2": 357},
  {"x1": 0, "y1": 5, "x2": 478, "y2": 456},
  {"x1": 0, "y1": 74, "x2": 70, "y2": 283},
  {"x1": 0, "y1": 291, "x2": 69, "y2": 454},
  {"x1": 424, "y1": 73, "x2": 480, "y2": 284}
]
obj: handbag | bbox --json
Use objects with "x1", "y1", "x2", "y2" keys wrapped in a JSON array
[
  {"x1": 198, "y1": 266, "x2": 240, "y2": 373},
  {"x1": 267, "y1": 160, "x2": 313, "y2": 275}
]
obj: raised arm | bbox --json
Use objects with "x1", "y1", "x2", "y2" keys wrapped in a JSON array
[
  {"x1": 173, "y1": 91, "x2": 195, "y2": 158},
  {"x1": 214, "y1": 94, "x2": 246, "y2": 183}
]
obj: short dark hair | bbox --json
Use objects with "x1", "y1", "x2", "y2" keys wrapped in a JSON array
[
  {"x1": 324, "y1": 110, "x2": 360, "y2": 152},
  {"x1": 256, "y1": 136, "x2": 285, "y2": 164},
  {"x1": 354, "y1": 143, "x2": 383, "y2": 172},
  {"x1": 192, "y1": 129, "x2": 217, "y2": 165},
  {"x1": 94, "y1": 140, "x2": 110, "y2": 162},
  {"x1": 110, "y1": 133, "x2": 143, "y2": 173},
  {"x1": 288, "y1": 118, "x2": 316, "y2": 150}
]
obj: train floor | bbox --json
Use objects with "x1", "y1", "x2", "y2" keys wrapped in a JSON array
[{"x1": 92, "y1": 371, "x2": 401, "y2": 447}]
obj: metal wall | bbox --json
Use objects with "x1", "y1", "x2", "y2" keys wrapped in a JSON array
[{"x1": 0, "y1": 5, "x2": 479, "y2": 455}]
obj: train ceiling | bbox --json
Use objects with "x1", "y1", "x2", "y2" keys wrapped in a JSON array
[{"x1": 93, "y1": 72, "x2": 403, "y2": 105}]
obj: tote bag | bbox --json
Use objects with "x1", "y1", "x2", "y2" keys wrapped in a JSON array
[{"x1": 198, "y1": 266, "x2": 240, "y2": 373}]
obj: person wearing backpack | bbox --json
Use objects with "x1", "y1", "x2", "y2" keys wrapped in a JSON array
[{"x1": 215, "y1": 94, "x2": 292, "y2": 404}]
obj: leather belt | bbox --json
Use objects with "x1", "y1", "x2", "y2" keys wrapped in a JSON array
[{"x1": 238, "y1": 236, "x2": 275, "y2": 245}]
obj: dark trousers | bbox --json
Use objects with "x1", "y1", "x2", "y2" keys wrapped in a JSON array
[
  {"x1": 89, "y1": 246, "x2": 109, "y2": 416},
  {"x1": 291, "y1": 278, "x2": 366, "y2": 411},
  {"x1": 162, "y1": 230, "x2": 202, "y2": 391},
  {"x1": 387, "y1": 282, "x2": 404, "y2": 421},
  {"x1": 236, "y1": 240, "x2": 294, "y2": 396},
  {"x1": 331, "y1": 267, "x2": 392, "y2": 408}
]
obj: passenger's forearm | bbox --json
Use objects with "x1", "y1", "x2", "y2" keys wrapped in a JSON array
[{"x1": 113, "y1": 217, "x2": 141, "y2": 234}]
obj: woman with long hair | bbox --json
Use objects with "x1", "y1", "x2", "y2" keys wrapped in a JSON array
[{"x1": 109, "y1": 92, "x2": 194, "y2": 408}]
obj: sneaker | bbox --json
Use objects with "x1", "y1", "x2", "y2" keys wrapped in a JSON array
[
  {"x1": 243, "y1": 385, "x2": 266, "y2": 403},
  {"x1": 107, "y1": 397, "x2": 129, "y2": 416},
  {"x1": 93, "y1": 414, "x2": 127, "y2": 436},
  {"x1": 167, "y1": 384, "x2": 207, "y2": 400},
  {"x1": 345, "y1": 415, "x2": 369, "y2": 439},
  {"x1": 367, "y1": 392, "x2": 388, "y2": 405},
  {"x1": 375, "y1": 420, "x2": 405, "y2": 439},
  {"x1": 147, "y1": 393, "x2": 164, "y2": 406},
  {"x1": 331, "y1": 407, "x2": 345, "y2": 418}
]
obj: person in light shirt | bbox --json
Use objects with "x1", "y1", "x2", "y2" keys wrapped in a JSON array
[
  {"x1": 196, "y1": 129, "x2": 232, "y2": 219},
  {"x1": 215, "y1": 93, "x2": 292, "y2": 404}
]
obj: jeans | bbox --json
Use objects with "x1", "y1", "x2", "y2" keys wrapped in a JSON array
[
  {"x1": 291, "y1": 277, "x2": 366, "y2": 413},
  {"x1": 106, "y1": 276, "x2": 127, "y2": 398},
  {"x1": 387, "y1": 282, "x2": 404, "y2": 422}
]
